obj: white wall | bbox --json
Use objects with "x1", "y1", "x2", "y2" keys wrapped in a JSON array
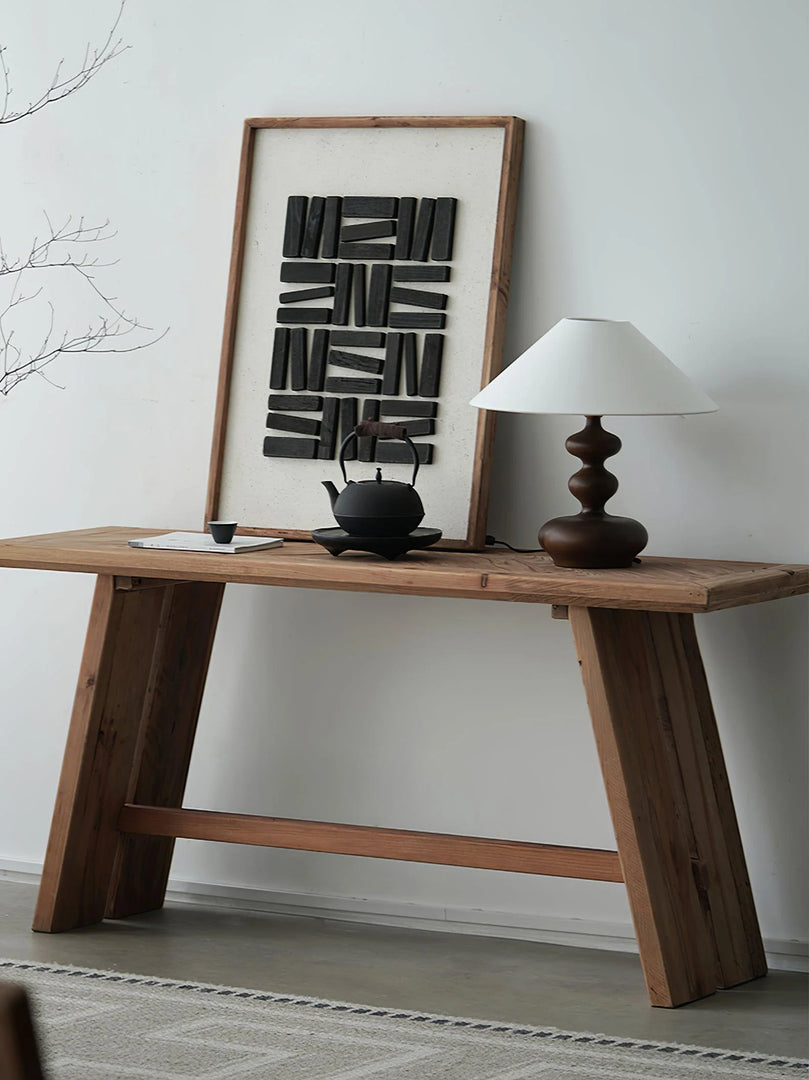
[{"x1": 1, "y1": 0, "x2": 806, "y2": 959}]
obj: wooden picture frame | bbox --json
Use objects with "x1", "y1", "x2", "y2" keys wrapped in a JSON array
[{"x1": 206, "y1": 116, "x2": 524, "y2": 549}]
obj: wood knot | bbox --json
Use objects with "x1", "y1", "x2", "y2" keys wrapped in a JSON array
[{"x1": 690, "y1": 858, "x2": 710, "y2": 893}]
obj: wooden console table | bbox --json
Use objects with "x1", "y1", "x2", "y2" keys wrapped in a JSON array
[{"x1": 1, "y1": 526, "x2": 806, "y2": 1008}]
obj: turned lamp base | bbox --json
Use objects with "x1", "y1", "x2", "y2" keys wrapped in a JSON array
[
  {"x1": 540, "y1": 513, "x2": 648, "y2": 569},
  {"x1": 540, "y1": 416, "x2": 648, "y2": 569}
]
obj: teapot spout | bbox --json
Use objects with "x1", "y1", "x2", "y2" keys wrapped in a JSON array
[{"x1": 322, "y1": 480, "x2": 339, "y2": 510}]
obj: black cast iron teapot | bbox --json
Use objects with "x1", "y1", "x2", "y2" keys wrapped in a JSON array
[{"x1": 323, "y1": 421, "x2": 424, "y2": 537}]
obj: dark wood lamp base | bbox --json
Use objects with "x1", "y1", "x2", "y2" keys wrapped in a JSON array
[{"x1": 539, "y1": 416, "x2": 648, "y2": 569}]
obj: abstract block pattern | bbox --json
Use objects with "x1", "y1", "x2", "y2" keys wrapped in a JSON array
[{"x1": 265, "y1": 195, "x2": 457, "y2": 463}]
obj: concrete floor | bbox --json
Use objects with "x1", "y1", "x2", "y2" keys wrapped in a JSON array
[{"x1": 1, "y1": 879, "x2": 806, "y2": 1059}]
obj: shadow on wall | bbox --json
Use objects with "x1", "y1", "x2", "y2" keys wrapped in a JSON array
[
  {"x1": 699, "y1": 594, "x2": 809, "y2": 935},
  {"x1": 675, "y1": 372, "x2": 809, "y2": 560}
]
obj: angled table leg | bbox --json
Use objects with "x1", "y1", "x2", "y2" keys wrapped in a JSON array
[
  {"x1": 33, "y1": 576, "x2": 223, "y2": 932},
  {"x1": 569, "y1": 606, "x2": 766, "y2": 1007},
  {"x1": 106, "y1": 579, "x2": 224, "y2": 919}
]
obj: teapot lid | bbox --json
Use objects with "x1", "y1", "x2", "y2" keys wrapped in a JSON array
[
  {"x1": 349, "y1": 469, "x2": 408, "y2": 486},
  {"x1": 338, "y1": 471, "x2": 423, "y2": 517}
]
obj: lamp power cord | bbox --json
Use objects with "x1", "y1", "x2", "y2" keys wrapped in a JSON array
[
  {"x1": 484, "y1": 535, "x2": 642, "y2": 563},
  {"x1": 485, "y1": 535, "x2": 545, "y2": 554}
]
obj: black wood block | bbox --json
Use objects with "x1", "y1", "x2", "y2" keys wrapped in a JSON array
[
  {"x1": 404, "y1": 333, "x2": 418, "y2": 396},
  {"x1": 332, "y1": 263, "x2": 353, "y2": 326},
  {"x1": 395, "y1": 197, "x2": 416, "y2": 260},
  {"x1": 269, "y1": 327, "x2": 289, "y2": 389},
  {"x1": 318, "y1": 396, "x2": 339, "y2": 459},
  {"x1": 381, "y1": 333, "x2": 402, "y2": 395},
  {"x1": 324, "y1": 377, "x2": 382, "y2": 394},
  {"x1": 419, "y1": 333, "x2": 444, "y2": 397},
  {"x1": 389, "y1": 286, "x2": 447, "y2": 310},
  {"x1": 289, "y1": 327, "x2": 307, "y2": 391},
  {"x1": 308, "y1": 329, "x2": 329, "y2": 391},
  {"x1": 268, "y1": 394, "x2": 323, "y2": 411},
  {"x1": 301, "y1": 196, "x2": 326, "y2": 259},
  {"x1": 321, "y1": 197, "x2": 342, "y2": 259},
  {"x1": 266, "y1": 412, "x2": 321, "y2": 435},
  {"x1": 342, "y1": 197, "x2": 399, "y2": 217},
  {"x1": 279, "y1": 286, "x2": 334, "y2": 303},
  {"x1": 375, "y1": 442, "x2": 433, "y2": 465},
  {"x1": 410, "y1": 198, "x2": 436, "y2": 261},
  {"x1": 393, "y1": 266, "x2": 451, "y2": 282},
  {"x1": 368, "y1": 264, "x2": 392, "y2": 326},
  {"x1": 388, "y1": 312, "x2": 446, "y2": 329},
  {"x1": 281, "y1": 262, "x2": 336, "y2": 283},
  {"x1": 263, "y1": 436, "x2": 318, "y2": 459},
  {"x1": 431, "y1": 197, "x2": 457, "y2": 261},
  {"x1": 353, "y1": 263, "x2": 366, "y2": 326},
  {"x1": 277, "y1": 307, "x2": 332, "y2": 324},
  {"x1": 402, "y1": 418, "x2": 435, "y2": 437},
  {"x1": 338, "y1": 242, "x2": 395, "y2": 260},
  {"x1": 282, "y1": 196, "x2": 308, "y2": 257},
  {"x1": 380, "y1": 399, "x2": 437, "y2": 417},
  {"x1": 359, "y1": 398, "x2": 380, "y2": 462},
  {"x1": 328, "y1": 349, "x2": 384, "y2": 374},
  {"x1": 340, "y1": 220, "x2": 397, "y2": 241},
  {"x1": 340, "y1": 397, "x2": 359, "y2": 460},
  {"x1": 330, "y1": 330, "x2": 384, "y2": 347}
]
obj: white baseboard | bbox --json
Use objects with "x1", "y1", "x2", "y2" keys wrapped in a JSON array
[
  {"x1": 165, "y1": 875, "x2": 642, "y2": 953},
  {"x1": 2, "y1": 857, "x2": 805, "y2": 972}
]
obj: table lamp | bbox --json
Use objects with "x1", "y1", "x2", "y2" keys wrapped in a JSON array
[{"x1": 470, "y1": 318, "x2": 717, "y2": 569}]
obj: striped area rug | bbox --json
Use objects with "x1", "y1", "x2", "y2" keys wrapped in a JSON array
[{"x1": 2, "y1": 958, "x2": 806, "y2": 1078}]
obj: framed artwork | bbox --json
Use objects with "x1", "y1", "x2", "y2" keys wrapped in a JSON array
[{"x1": 206, "y1": 116, "x2": 524, "y2": 549}]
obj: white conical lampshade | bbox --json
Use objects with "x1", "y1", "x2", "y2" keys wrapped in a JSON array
[{"x1": 470, "y1": 318, "x2": 718, "y2": 416}]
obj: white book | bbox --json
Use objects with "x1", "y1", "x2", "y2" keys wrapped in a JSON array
[{"x1": 128, "y1": 531, "x2": 284, "y2": 554}]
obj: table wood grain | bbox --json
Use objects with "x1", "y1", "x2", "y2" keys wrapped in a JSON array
[
  {"x1": 4, "y1": 526, "x2": 806, "y2": 1005},
  {"x1": 0, "y1": 527, "x2": 806, "y2": 612}
]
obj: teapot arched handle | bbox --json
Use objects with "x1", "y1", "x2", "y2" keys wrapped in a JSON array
[{"x1": 338, "y1": 422, "x2": 420, "y2": 487}]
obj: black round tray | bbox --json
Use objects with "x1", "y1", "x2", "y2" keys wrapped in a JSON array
[{"x1": 311, "y1": 527, "x2": 442, "y2": 560}]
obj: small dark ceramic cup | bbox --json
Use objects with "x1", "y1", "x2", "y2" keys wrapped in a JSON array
[{"x1": 208, "y1": 520, "x2": 238, "y2": 544}]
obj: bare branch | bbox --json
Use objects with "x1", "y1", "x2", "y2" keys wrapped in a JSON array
[
  {"x1": 1, "y1": 215, "x2": 119, "y2": 276},
  {"x1": 0, "y1": 212, "x2": 167, "y2": 395},
  {"x1": 1, "y1": 307, "x2": 168, "y2": 395},
  {"x1": 0, "y1": 3, "x2": 129, "y2": 124},
  {"x1": 0, "y1": 3, "x2": 166, "y2": 395}
]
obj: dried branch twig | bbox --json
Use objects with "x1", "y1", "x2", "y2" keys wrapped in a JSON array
[
  {"x1": 0, "y1": 3, "x2": 128, "y2": 124},
  {"x1": 1, "y1": 4, "x2": 167, "y2": 394},
  {"x1": 0, "y1": 214, "x2": 166, "y2": 396}
]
